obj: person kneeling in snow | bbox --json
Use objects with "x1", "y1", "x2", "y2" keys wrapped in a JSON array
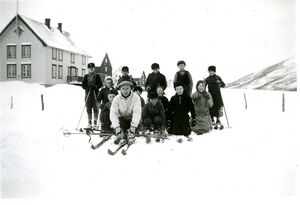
[
  {"x1": 191, "y1": 80, "x2": 213, "y2": 134},
  {"x1": 110, "y1": 80, "x2": 141, "y2": 144},
  {"x1": 142, "y1": 92, "x2": 166, "y2": 132},
  {"x1": 168, "y1": 82, "x2": 196, "y2": 138}
]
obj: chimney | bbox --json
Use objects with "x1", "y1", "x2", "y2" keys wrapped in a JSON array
[
  {"x1": 45, "y1": 18, "x2": 51, "y2": 29},
  {"x1": 58, "y1": 23, "x2": 62, "y2": 33}
]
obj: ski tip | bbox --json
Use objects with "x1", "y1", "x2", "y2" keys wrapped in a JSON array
[
  {"x1": 91, "y1": 145, "x2": 96, "y2": 149},
  {"x1": 107, "y1": 149, "x2": 114, "y2": 155},
  {"x1": 121, "y1": 149, "x2": 127, "y2": 155},
  {"x1": 177, "y1": 138, "x2": 183, "y2": 143}
]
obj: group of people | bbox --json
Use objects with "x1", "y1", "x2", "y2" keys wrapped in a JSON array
[{"x1": 82, "y1": 61, "x2": 225, "y2": 143}]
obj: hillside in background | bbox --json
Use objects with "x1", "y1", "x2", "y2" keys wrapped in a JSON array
[{"x1": 226, "y1": 58, "x2": 297, "y2": 91}]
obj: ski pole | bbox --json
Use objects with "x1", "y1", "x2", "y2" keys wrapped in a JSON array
[
  {"x1": 76, "y1": 90, "x2": 91, "y2": 130},
  {"x1": 223, "y1": 104, "x2": 231, "y2": 128}
]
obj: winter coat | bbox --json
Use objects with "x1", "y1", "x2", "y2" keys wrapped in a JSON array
[
  {"x1": 82, "y1": 72, "x2": 103, "y2": 97},
  {"x1": 140, "y1": 96, "x2": 146, "y2": 108},
  {"x1": 145, "y1": 72, "x2": 167, "y2": 92},
  {"x1": 168, "y1": 93, "x2": 195, "y2": 136},
  {"x1": 117, "y1": 75, "x2": 137, "y2": 88},
  {"x1": 110, "y1": 92, "x2": 141, "y2": 129},
  {"x1": 191, "y1": 90, "x2": 213, "y2": 134},
  {"x1": 158, "y1": 95, "x2": 169, "y2": 120},
  {"x1": 173, "y1": 70, "x2": 193, "y2": 95},
  {"x1": 205, "y1": 74, "x2": 225, "y2": 118},
  {"x1": 100, "y1": 102, "x2": 113, "y2": 131},
  {"x1": 142, "y1": 101, "x2": 166, "y2": 127}
]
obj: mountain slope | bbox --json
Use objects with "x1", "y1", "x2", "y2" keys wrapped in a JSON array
[{"x1": 226, "y1": 58, "x2": 297, "y2": 91}]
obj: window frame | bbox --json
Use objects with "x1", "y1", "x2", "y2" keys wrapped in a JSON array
[
  {"x1": 58, "y1": 65, "x2": 63, "y2": 79},
  {"x1": 52, "y1": 64, "x2": 57, "y2": 78},
  {"x1": 21, "y1": 64, "x2": 31, "y2": 78},
  {"x1": 21, "y1": 45, "x2": 31, "y2": 58},
  {"x1": 52, "y1": 48, "x2": 57, "y2": 60},
  {"x1": 7, "y1": 45, "x2": 17, "y2": 59}
]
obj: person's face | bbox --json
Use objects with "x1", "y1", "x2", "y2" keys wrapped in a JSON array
[
  {"x1": 209, "y1": 70, "x2": 215, "y2": 76},
  {"x1": 197, "y1": 83, "x2": 205, "y2": 92},
  {"x1": 175, "y1": 86, "x2": 184, "y2": 95},
  {"x1": 88, "y1": 67, "x2": 95, "y2": 73},
  {"x1": 152, "y1": 68, "x2": 159, "y2": 74},
  {"x1": 157, "y1": 87, "x2": 164, "y2": 96},
  {"x1": 108, "y1": 93, "x2": 116, "y2": 102},
  {"x1": 178, "y1": 64, "x2": 185, "y2": 71},
  {"x1": 122, "y1": 71, "x2": 129, "y2": 76},
  {"x1": 150, "y1": 98, "x2": 158, "y2": 105},
  {"x1": 135, "y1": 90, "x2": 141, "y2": 96},
  {"x1": 105, "y1": 79, "x2": 113, "y2": 88},
  {"x1": 120, "y1": 85, "x2": 131, "y2": 96}
]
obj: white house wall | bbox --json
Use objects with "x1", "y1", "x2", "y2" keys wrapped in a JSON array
[{"x1": 0, "y1": 19, "x2": 47, "y2": 83}]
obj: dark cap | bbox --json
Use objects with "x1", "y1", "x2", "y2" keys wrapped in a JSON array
[
  {"x1": 208, "y1": 65, "x2": 216, "y2": 72},
  {"x1": 133, "y1": 86, "x2": 143, "y2": 93},
  {"x1": 151, "y1": 63, "x2": 160, "y2": 70},
  {"x1": 177, "y1": 60, "x2": 186, "y2": 66},
  {"x1": 108, "y1": 88, "x2": 118, "y2": 95},
  {"x1": 148, "y1": 91, "x2": 158, "y2": 99},
  {"x1": 88, "y1": 63, "x2": 95, "y2": 68},
  {"x1": 121, "y1": 66, "x2": 129, "y2": 72}
]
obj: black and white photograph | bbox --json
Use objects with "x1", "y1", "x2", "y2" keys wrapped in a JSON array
[{"x1": 0, "y1": 0, "x2": 298, "y2": 204}]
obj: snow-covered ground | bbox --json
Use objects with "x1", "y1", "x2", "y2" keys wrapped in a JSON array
[{"x1": 0, "y1": 82, "x2": 299, "y2": 205}]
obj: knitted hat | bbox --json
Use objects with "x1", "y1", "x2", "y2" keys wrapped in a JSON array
[
  {"x1": 117, "y1": 80, "x2": 133, "y2": 89},
  {"x1": 108, "y1": 88, "x2": 118, "y2": 95},
  {"x1": 151, "y1": 63, "x2": 160, "y2": 70},
  {"x1": 133, "y1": 86, "x2": 143, "y2": 93},
  {"x1": 88, "y1": 63, "x2": 95, "y2": 68},
  {"x1": 148, "y1": 91, "x2": 158, "y2": 99},
  {"x1": 208, "y1": 65, "x2": 216, "y2": 72},
  {"x1": 104, "y1": 76, "x2": 113, "y2": 82},
  {"x1": 177, "y1": 60, "x2": 186, "y2": 66},
  {"x1": 121, "y1": 66, "x2": 129, "y2": 72}
]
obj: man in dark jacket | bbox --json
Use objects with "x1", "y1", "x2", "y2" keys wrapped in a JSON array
[
  {"x1": 145, "y1": 63, "x2": 167, "y2": 95},
  {"x1": 168, "y1": 82, "x2": 196, "y2": 137},
  {"x1": 117, "y1": 66, "x2": 137, "y2": 89},
  {"x1": 205, "y1": 65, "x2": 225, "y2": 125},
  {"x1": 82, "y1": 62, "x2": 103, "y2": 128},
  {"x1": 173, "y1": 60, "x2": 193, "y2": 96}
]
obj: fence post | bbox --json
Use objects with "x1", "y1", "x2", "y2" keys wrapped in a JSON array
[
  {"x1": 244, "y1": 92, "x2": 247, "y2": 109},
  {"x1": 41, "y1": 94, "x2": 44, "y2": 111},
  {"x1": 10, "y1": 96, "x2": 13, "y2": 109},
  {"x1": 282, "y1": 93, "x2": 285, "y2": 112}
]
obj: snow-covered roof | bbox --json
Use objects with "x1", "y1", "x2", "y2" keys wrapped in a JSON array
[{"x1": 0, "y1": 15, "x2": 90, "y2": 56}]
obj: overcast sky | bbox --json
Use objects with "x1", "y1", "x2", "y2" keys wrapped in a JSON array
[{"x1": 0, "y1": 0, "x2": 296, "y2": 82}]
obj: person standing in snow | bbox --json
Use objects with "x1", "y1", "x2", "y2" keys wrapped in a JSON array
[
  {"x1": 142, "y1": 92, "x2": 166, "y2": 132},
  {"x1": 98, "y1": 76, "x2": 118, "y2": 132},
  {"x1": 117, "y1": 66, "x2": 137, "y2": 89},
  {"x1": 145, "y1": 63, "x2": 167, "y2": 96},
  {"x1": 191, "y1": 80, "x2": 214, "y2": 134},
  {"x1": 173, "y1": 60, "x2": 193, "y2": 96},
  {"x1": 110, "y1": 80, "x2": 141, "y2": 144},
  {"x1": 82, "y1": 62, "x2": 103, "y2": 129},
  {"x1": 168, "y1": 82, "x2": 196, "y2": 137},
  {"x1": 205, "y1": 65, "x2": 225, "y2": 126}
]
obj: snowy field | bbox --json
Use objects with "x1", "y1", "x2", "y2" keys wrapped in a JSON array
[{"x1": 0, "y1": 81, "x2": 299, "y2": 205}]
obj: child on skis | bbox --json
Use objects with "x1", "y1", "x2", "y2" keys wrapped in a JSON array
[
  {"x1": 133, "y1": 85, "x2": 145, "y2": 108},
  {"x1": 110, "y1": 80, "x2": 141, "y2": 144},
  {"x1": 191, "y1": 80, "x2": 213, "y2": 134},
  {"x1": 145, "y1": 63, "x2": 167, "y2": 95},
  {"x1": 205, "y1": 65, "x2": 225, "y2": 127},
  {"x1": 173, "y1": 60, "x2": 193, "y2": 96},
  {"x1": 142, "y1": 92, "x2": 166, "y2": 132},
  {"x1": 98, "y1": 76, "x2": 118, "y2": 131},
  {"x1": 117, "y1": 66, "x2": 137, "y2": 89},
  {"x1": 168, "y1": 82, "x2": 196, "y2": 138},
  {"x1": 82, "y1": 62, "x2": 103, "y2": 129},
  {"x1": 157, "y1": 86, "x2": 169, "y2": 124}
]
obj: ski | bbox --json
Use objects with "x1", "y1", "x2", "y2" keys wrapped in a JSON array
[
  {"x1": 91, "y1": 134, "x2": 113, "y2": 149},
  {"x1": 108, "y1": 141, "x2": 128, "y2": 155},
  {"x1": 121, "y1": 141, "x2": 134, "y2": 155}
]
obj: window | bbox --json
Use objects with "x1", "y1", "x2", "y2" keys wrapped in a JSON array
[
  {"x1": 52, "y1": 64, "x2": 57, "y2": 78},
  {"x1": 52, "y1": 48, "x2": 57, "y2": 60},
  {"x1": 21, "y1": 64, "x2": 31, "y2": 78},
  {"x1": 7, "y1": 64, "x2": 17, "y2": 78},
  {"x1": 58, "y1": 65, "x2": 63, "y2": 79},
  {"x1": 82, "y1": 55, "x2": 86, "y2": 65},
  {"x1": 71, "y1": 53, "x2": 75, "y2": 63},
  {"x1": 22, "y1": 45, "x2": 31, "y2": 58},
  {"x1": 7, "y1": 45, "x2": 16, "y2": 58},
  {"x1": 82, "y1": 69, "x2": 86, "y2": 76},
  {"x1": 105, "y1": 66, "x2": 108, "y2": 72},
  {"x1": 58, "y1": 49, "x2": 63, "y2": 61},
  {"x1": 105, "y1": 58, "x2": 108, "y2": 64}
]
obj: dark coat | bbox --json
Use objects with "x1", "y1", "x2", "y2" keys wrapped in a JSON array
[
  {"x1": 98, "y1": 86, "x2": 118, "y2": 105},
  {"x1": 145, "y1": 72, "x2": 167, "y2": 92},
  {"x1": 158, "y1": 95, "x2": 169, "y2": 120},
  {"x1": 117, "y1": 75, "x2": 137, "y2": 88},
  {"x1": 142, "y1": 101, "x2": 166, "y2": 124},
  {"x1": 205, "y1": 74, "x2": 225, "y2": 117},
  {"x1": 82, "y1": 72, "x2": 103, "y2": 95},
  {"x1": 100, "y1": 102, "x2": 113, "y2": 132},
  {"x1": 173, "y1": 70, "x2": 193, "y2": 95},
  {"x1": 168, "y1": 93, "x2": 195, "y2": 136}
]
